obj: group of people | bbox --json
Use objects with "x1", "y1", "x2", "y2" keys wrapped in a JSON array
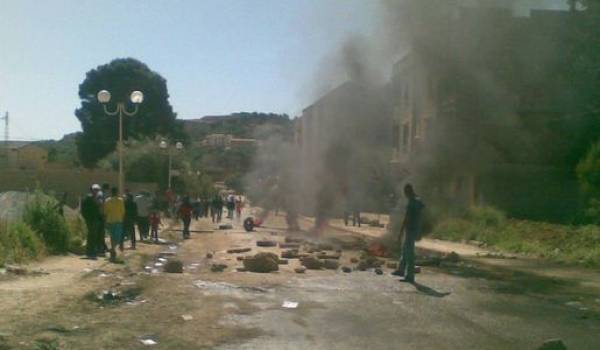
[
  {"x1": 176, "y1": 194, "x2": 244, "y2": 224},
  {"x1": 80, "y1": 184, "x2": 161, "y2": 262}
]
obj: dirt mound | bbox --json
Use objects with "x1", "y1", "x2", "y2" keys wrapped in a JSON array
[
  {"x1": 301, "y1": 256, "x2": 323, "y2": 270},
  {"x1": 243, "y1": 252, "x2": 279, "y2": 273}
]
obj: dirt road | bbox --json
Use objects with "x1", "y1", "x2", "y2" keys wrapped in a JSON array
[{"x1": 1, "y1": 212, "x2": 599, "y2": 349}]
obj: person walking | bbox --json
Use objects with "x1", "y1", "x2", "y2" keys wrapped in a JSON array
[
  {"x1": 81, "y1": 184, "x2": 102, "y2": 259},
  {"x1": 178, "y1": 196, "x2": 194, "y2": 239},
  {"x1": 211, "y1": 195, "x2": 223, "y2": 223},
  {"x1": 149, "y1": 211, "x2": 161, "y2": 243},
  {"x1": 123, "y1": 192, "x2": 138, "y2": 250},
  {"x1": 103, "y1": 187, "x2": 125, "y2": 262},
  {"x1": 392, "y1": 184, "x2": 425, "y2": 283},
  {"x1": 96, "y1": 183, "x2": 111, "y2": 255},
  {"x1": 226, "y1": 194, "x2": 235, "y2": 219},
  {"x1": 235, "y1": 196, "x2": 243, "y2": 219},
  {"x1": 135, "y1": 192, "x2": 152, "y2": 241}
]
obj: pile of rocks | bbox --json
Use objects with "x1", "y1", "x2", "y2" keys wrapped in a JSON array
[{"x1": 243, "y1": 252, "x2": 279, "y2": 273}]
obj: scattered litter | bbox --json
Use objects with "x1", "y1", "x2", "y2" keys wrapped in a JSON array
[
  {"x1": 169, "y1": 245, "x2": 178, "y2": 250},
  {"x1": 211, "y1": 264, "x2": 228, "y2": 272},
  {"x1": 154, "y1": 262, "x2": 163, "y2": 267},
  {"x1": 282, "y1": 301, "x2": 299, "y2": 309},
  {"x1": 227, "y1": 248, "x2": 252, "y2": 254},
  {"x1": 256, "y1": 240, "x2": 277, "y2": 247},
  {"x1": 140, "y1": 338, "x2": 157, "y2": 346},
  {"x1": 83, "y1": 268, "x2": 93, "y2": 273},
  {"x1": 565, "y1": 301, "x2": 583, "y2": 309},
  {"x1": 158, "y1": 251, "x2": 176, "y2": 257},
  {"x1": 181, "y1": 314, "x2": 193, "y2": 321},
  {"x1": 157, "y1": 258, "x2": 167, "y2": 263},
  {"x1": 151, "y1": 269, "x2": 160, "y2": 274},
  {"x1": 194, "y1": 280, "x2": 269, "y2": 294},
  {"x1": 279, "y1": 243, "x2": 301, "y2": 249},
  {"x1": 99, "y1": 273, "x2": 110, "y2": 278}
]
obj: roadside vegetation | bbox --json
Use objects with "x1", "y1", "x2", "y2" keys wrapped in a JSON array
[
  {"x1": 431, "y1": 206, "x2": 600, "y2": 267},
  {"x1": 0, "y1": 191, "x2": 85, "y2": 266}
]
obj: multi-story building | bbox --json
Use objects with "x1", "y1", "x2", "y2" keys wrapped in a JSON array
[{"x1": 389, "y1": 7, "x2": 578, "y2": 220}]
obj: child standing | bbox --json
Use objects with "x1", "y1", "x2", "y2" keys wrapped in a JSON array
[{"x1": 150, "y1": 211, "x2": 161, "y2": 243}]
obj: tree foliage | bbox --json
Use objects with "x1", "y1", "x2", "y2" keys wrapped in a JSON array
[{"x1": 75, "y1": 58, "x2": 179, "y2": 167}]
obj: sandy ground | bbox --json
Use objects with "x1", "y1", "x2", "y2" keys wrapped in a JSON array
[{"x1": 0, "y1": 210, "x2": 599, "y2": 349}]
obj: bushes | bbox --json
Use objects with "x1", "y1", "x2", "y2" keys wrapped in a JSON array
[
  {"x1": 23, "y1": 194, "x2": 71, "y2": 254},
  {"x1": 431, "y1": 205, "x2": 600, "y2": 267},
  {"x1": 0, "y1": 222, "x2": 45, "y2": 266},
  {"x1": 465, "y1": 206, "x2": 506, "y2": 227}
]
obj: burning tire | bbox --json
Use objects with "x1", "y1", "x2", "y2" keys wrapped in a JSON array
[{"x1": 243, "y1": 217, "x2": 255, "y2": 232}]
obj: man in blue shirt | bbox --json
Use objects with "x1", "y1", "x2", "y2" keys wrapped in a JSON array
[{"x1": 392, "y1": 183, "x2": 425, "y2": 283}]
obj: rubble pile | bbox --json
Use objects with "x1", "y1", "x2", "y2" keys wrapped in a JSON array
[
  {"x1": 164, "y1": 260, "x2": 183, "y2": 273},
  {"x1": 243, "y1": 252, "x2": 279, "y2": 273}
]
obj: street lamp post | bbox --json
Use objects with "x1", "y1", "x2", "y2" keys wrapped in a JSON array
[
  {"x1": 97, "y1": 90, "x2": 144, "y2": 195},
  {"x1": 160, "y1": 140, "x2": 183, "y2": 189}
]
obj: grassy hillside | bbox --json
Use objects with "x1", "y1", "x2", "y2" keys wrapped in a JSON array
[{"x1": 183, "y1": 112, "x2": 293, "y2": 141}]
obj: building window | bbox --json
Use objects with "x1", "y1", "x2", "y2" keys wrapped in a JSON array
[{"x1": 392, "y1": 124, "x2": 400, "y2": 151}]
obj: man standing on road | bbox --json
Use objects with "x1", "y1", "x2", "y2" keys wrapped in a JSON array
[
  {"x1": 178, "y1": 196, "x2": 194, "y2": 239},
  {"x1": 135, "y1": 191, "x2": 152, "y2": 241},
  {"x1": 211, "y1": 195, "x2": 223, "y2": 223},
  {"x1": 104, "y1": 187, "x2": 125, "y2": 262},
  {"x1": 96, "y1": 183, "x2": 110, "y2": 255},
  {"x1": 392, "y1": 183, "x2": 425, "y2": 283},
  {"x1": 123, "y1": 192, "x2": 138, "y2": 250},
  {"x1": 81, "y1": 184, "x2": 102, "y2": 259}
]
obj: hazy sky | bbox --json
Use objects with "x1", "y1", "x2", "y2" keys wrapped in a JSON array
[
  {"x1": 0, "y1": 0, "x2": 377, "y2": 140},
  {"x1": 0, "y1": 0, "x2": 568, "y2": 141}
]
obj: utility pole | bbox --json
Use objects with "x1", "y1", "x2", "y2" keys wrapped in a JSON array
[{"x1": 0, "y1": 111, "x2": 8, "y2": 143}]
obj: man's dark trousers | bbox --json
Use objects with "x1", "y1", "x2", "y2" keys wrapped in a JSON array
[
  {"x1": 399, "y1": 233, "x2": 416, "y2": 282},
  {"x1": 85, "y1": 220, "x2": 98, "y2": 258}
]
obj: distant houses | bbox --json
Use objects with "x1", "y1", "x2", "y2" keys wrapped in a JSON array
[
  {"x1": 0, "y1": 141, "x2": 48, "y2": 170},
  {"x1": 201, "y1": 133, "x2": 258, "y2": 149}
]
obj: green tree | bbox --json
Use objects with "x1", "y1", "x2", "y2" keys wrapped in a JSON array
[
  {"x1": 75, "y1": 58, "x2": 179, "y2": 167},
  {"x1": 576, "y1": 140, "x2": 600, "y2": 197}
]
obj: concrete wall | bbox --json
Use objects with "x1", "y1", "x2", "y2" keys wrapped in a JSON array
[{"x1": 0, "y1": 168, "x2": 156, "y2": 206}]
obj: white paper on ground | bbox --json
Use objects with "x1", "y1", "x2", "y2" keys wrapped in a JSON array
[
  {"x1": 282, "y1": 301, "x2": 298, "y2": 309},
  {"x1": 140, "y1": 339, "x2": 157, "y2": 345}
]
